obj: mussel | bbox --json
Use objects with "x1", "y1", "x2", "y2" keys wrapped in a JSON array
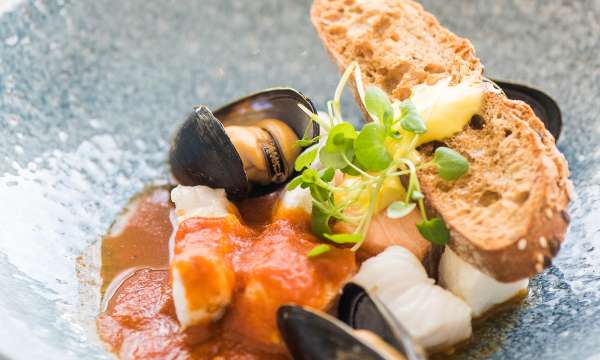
[
  {"x1": 170, "y1": 88, "x2": 318, "y2": 199},
  {"x1": 277, "y1": 283, "x2": 427, "y2": 360},
  {"x1": 338, "y1": 283, "x2": 427, "y2": 360},
  {"x1": 493, "y1": 80, "x2": 562, "y2": 140}
]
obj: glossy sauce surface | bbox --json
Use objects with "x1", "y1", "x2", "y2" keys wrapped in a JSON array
[
  {"x1": 97, "y1": 187, "x2": 356, "y2": 359},
  {"x1": 100, "y1": 187, "x2": 174, "y2": 293}
]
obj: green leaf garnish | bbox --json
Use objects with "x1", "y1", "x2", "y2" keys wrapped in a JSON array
[
  {"x1": 308, "y1": 244, "x2": 331, "y2": 258},
  {"x1": 296, "y1": 136, "x2": 320, "y2": 147},
  {"x1": 319, "y1": 146, "x2": 353, "y2": 169},
  {"x1": 416, "y1": 217, "x2": 450, "y2": 245},
  {"x1": 410, "y1": 190, "x2": 424, "y2": 201},
  {"x1": 324, "y1": 233, "x2": 363, "y2": 244},
  {"x1": 319, "y1": 168, "x2": 336, "y2": 182},
  {"x1": 309, "y1": 184, "x2": 330, "y2": 203},
  {"x1": 382, "y1": 111, "x2": 394, "y2": 132},
  {"x1": 300, "y1": 168, "x2": 320, "y2": 185},
  {"x1": 399, "y1": 100, "x2": 427, "y2": 134},
  {"x1": 364, "y1": 85, "x2": 393, "y2": 127},
  {"x1": 432, "y1": 147, "x2": 469, "y2": 181},
  {"x1": 287, "y1": 175, "x2": 303, "y2": 190},
  {"x1": 354, "y1": 123, "x2": 391, "y2": 171},
  {"x1": 291, "y1": 63, "x2": 462, "y2": 257},
  {"x1": 311, "y1": 205, "x2": 333, "y2": 237},
  {"x1": 386, "y1": 201, "x2": 416, "y2": 219},
  {"x1": 327, "y1": 123, "x2": 357, "y2": 146},
  {"x1": 294, "y1": 144, "x2": 319, "y2": 171},
  {"x1": 341, "y1": 165, "x2": 360, "y2": 176},
  {"x1": 319, "y1": 123, "x2": 357, "y2": 169}
]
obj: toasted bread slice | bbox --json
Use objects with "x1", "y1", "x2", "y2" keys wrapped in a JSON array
[{"x1": 311, "y1": 0, "x2": 571, "y2": 282}]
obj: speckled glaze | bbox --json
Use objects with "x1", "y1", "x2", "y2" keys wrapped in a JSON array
[{"x1": 0, "y1": 0, "x2": 598, "y2": 359}]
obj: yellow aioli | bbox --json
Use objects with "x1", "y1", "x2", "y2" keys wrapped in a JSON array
[
  {"x1": 334, "y1": 175, "x2": 405, "y2": 216},
  {"x1": 389, "y1": 77, "x2": 485, "y2": 157}
]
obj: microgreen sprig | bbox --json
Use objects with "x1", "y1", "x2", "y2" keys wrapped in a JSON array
[{"x1": 292, "y1": 62, "x2": 470, "y2": 257}]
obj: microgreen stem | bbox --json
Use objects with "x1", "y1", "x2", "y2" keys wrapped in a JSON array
[
  {"x1": 408, "y1": 133, "x2": 419, "y2": 151},
  {"x1": 338, "y1": 183, "x2": 367, "y2": 211},
  {"x1": 342, "y1": 152, "x2": 375, "y2": 180},
  {"x1": 353, "y1": 62, "x2": 366, "y2": 105},
  {"x1": 311, "y1": 199, "x2": 347, "y2": 220},
  {"x1": 397, "y1": 158, "x2": 428, "y2": 221},
  {"x1": 313, "y1": 178, "x2": 346, "y2": 193},
  {"x1": 326, "y1": 100, "x2": 335, "y2": 128},
  {"x1": 418, "y1": 198, "x2": 427, "y2": 220},
  {"x1": 351, "y1": 175, "x2": 386, "y2": 251},
  {"x1": 298, "y1": 103, "x2": 331, "y2": 131},
  {"x1": 333, "y1": 62, "x2": 357, "y2": 122},
  {"x1": 398, "y1": 159, "x2": 417, "y2": 198}
]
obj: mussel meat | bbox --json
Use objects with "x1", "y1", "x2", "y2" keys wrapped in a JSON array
[
  {"x1": 493, "y1": 80, "x2": 562, "y2": 140},
  {"x1": 170, "y1": 88, "x2": 318, "y2": 199}
]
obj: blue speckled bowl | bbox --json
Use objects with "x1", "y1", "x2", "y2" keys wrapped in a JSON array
[{"x1": 0, "y1": 0, "x2": 599, "y2": 359}]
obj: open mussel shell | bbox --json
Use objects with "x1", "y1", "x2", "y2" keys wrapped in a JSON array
[
  {"x1": 169, "y1": 88, "x2": 318, "y2": 199},
  {"x1": 493, "y1": 80, "x2": 562, "y2": 140},
  {"x1": 338, "y1": 283, "x2": 427, "y2": 360},
  {"x1": 278, "y1": 305, "x2": 407, "y2": 360}
]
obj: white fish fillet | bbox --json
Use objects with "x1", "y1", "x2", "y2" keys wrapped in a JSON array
[
  {"x1": 386, "y1": 283, "x2": 472, "y2": 350},
  {"x1": 352, "y1": 246, "x2": 471, "y2": 351},
  {"x1": 277, "y1": 186, "x2": 312, "y2": 215},
  {"x1": 170, "y1": 185, "x2": 235, "y2": 328},
  {"x1": 353, "y1": 246, "x2": 432, "y2": 300},
  {"x1": 439, "y1": 247, "x2": 529, "y2": 317},
  {"x1": 171, "y1": 185, "x2": 230, "y2": 223}
]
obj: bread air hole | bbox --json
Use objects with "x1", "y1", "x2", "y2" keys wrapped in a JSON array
[
  {"x1": 375, "y1": 18, "x2": 391, "y2": 35},
  {"x1": 513, "y1": 191, "x2": 530, "y2": 204},
  {"x1": 424, "y1": 63, "x2": 445, "y2": 73},
  {"x1": 504, "y1": 128, "x2": 513, "y2": 137},
  {"x1": 354, "y1": 46, "x2": 373, "y2": 59},
  {"x1": 478, "y1": 190, "x2": 501, "y2": 207},
  {"x1": 328, "y1": 25, "x2": 346, "y2": 37},
  {"x1": 417, "y1": 140, "x2": 447, "y2": 156},
  {"x1": 384, "y1": 76, "x2": 401, "y2": 93},
  {"x1": 469, "y1": 114, "x2": 485, "y2": 130}
]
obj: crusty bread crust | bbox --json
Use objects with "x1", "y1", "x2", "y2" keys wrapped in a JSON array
[{"x1": 311, "y1": 0, "x2": 571, "y2": 281}]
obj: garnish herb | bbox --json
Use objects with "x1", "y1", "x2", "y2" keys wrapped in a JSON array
[
  {"x1": 294, "y1": 144, "x2": 319, "y2": 171},
  {"x1": 307, "y1": 244, "x2": 331, "y2": 258},
  {"x1": 293, "y1": 62, "x2": 470, "y2": 257},
  {"x1": 386, "y1": 201, "x2": 416, "y2": 219},
  {"x1": 432, "y1": 147, "x2": 469, "y2": 181},
  {"x1": 416, "y1": 218, "x2": 450, "y2": 246}
]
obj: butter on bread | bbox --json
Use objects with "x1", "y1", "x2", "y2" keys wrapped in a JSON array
[{"x1": 311, "y1": 0, "x2": 571, "y2": 282}]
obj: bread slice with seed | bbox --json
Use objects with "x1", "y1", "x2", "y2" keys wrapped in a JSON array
[{"x1": 311, "y1": 0, "x2": 571, "y2": 282}]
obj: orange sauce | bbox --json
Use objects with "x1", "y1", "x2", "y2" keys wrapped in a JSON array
[
  {"x1": 100, "y1": 187, "x2": 173, "y2": 293},
  {"x1": 97, "y1": 187, "x2": 356, "y2": 359}
]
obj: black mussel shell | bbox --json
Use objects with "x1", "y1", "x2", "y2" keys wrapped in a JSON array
[
  {"x1": 338, "y1": 283, "x2": 427, "y2": 360},
  {"x1": 170, "y1": 106, "x2": 248, "y2": 198},
  {"x1": 214, "y1": 87, "x2": 318, "y2": 141},
  {"x1": 169, "y1": 88, "x2": 318, "y2": 199},
  {"x1": 493, "y1": 80, "x2": 562, "y2": 140},
  {"x1": 278, "y1": 305, "x2": 403, "y2": 360}
]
